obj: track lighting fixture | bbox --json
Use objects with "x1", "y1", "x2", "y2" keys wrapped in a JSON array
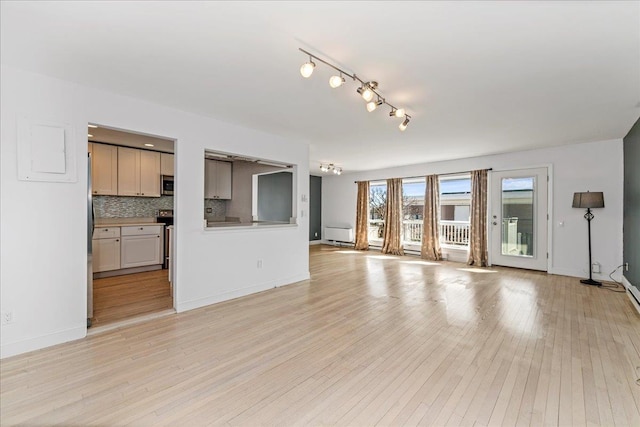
[
  {"x1": 319, "y1": 163, "x2": 342, "y2": 175},
  {"x1": 299, "y1": 48, "x2": 411, "y2": 131},
  {"x1": 300, "y1": 56, "x2": 315, "y2": 78},
  {"x1": 366, "y1": 98, "x2": 383, "y2": 112},
  {"x1": 329, "y1": 74, "x2": 345, "y2": 88},
  {"x1": 399, "y1": 116, "x2": 410, "y2": 131}
]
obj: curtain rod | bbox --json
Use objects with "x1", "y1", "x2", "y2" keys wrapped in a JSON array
[{"x1": 354, "y1": 168, "x2": 492, "y2": 183}]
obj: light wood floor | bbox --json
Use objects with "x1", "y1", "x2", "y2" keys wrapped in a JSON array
[
  {"x1": 92, "y1": 269, "x2": 173, "y2": 327},
  {"x1": 2, "y1": 245, "x2": 639, "y2": 426}
]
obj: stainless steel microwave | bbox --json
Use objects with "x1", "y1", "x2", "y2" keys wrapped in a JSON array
[{"x1": 161, "y1": 175, "x2": 174, "y2": 195}]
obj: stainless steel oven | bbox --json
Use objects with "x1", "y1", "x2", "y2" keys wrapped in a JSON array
[{"x1": 161, "y1": 175, "x2": 174, "y2": 195}]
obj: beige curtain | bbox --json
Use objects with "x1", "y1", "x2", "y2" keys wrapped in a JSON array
[
  {"x1": 468, "y1": 169, "x2": 489, "y2": 266},
  {"x1": 381, "y1": 178, "x2": 404, "y2": 256},
  {"x1": 354, "y1": 181, "x2": 370, "y2": 250},
  {"x1": 421, "y1": 175, "x2": 442, "y2": 261}
]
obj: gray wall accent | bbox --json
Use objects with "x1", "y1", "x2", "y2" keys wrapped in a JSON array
[
  {"x1": 204, "y1": 199, "x2": 228, "y2": 221},
  {"x1": 309, "y1": 175, "x2": 322, "y2": 240},
  {"x1": 94, "y1": 195, "x2": 173, "y2": 218},
  {"x1": 624, "y1": 117, "x2": 640, "y2": 290},
  {"x1": 226, "y1": 161, "x2": 282, "y2": 223},
  {"x1": 257, "y1": 172, "x2": 293, "y2": 222}
]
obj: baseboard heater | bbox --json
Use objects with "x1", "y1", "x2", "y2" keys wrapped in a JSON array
[{"x1": 325, "y1": 227, "x2": 354, "y2": 242}]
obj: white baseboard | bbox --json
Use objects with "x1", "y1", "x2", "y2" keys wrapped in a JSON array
[
  {"x1": 622, "y1": 276, "x2": 640, "y2": 315},
  {"x1": 1, "y1": 325, "x2": 86, "y2": 359},
  {"x1": 309, "y1": 240, "x2": 323, "y2": 246},
  {"x1": 175, "y1": 272, "x2": 311, "y2": 313}
]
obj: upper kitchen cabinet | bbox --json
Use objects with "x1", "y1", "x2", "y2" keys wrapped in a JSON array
[
  {"x1": 205, "y1": 159, "x2": 232, "y2": 199},
  {"x1": 89, "y1": 143, "x2": 118, "y2": 195},
  {"x1": 161, "y1": 153, "x2": 174, "y2": 176},
  {"x1": 118, "y1": 147, "x2": 161, "y2": 197}
]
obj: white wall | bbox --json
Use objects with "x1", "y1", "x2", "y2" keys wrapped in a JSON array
[
  {"x1": 0, "y1": 66, "x2": 310, "y2": 358},
  {"x1": 323, "y1": 139, "x2": 624, "y2": 281}
]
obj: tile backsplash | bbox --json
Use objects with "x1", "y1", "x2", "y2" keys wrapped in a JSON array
[
  {"x1": 204, "y1": 199, "x2": 227, "y2": 220},
  {"x1": 94, "y1": 195, "x2": 174, "y2": 218}
]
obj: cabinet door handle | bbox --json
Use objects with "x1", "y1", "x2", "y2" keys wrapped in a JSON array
[
  {"x1": 105, "y1": 229, "x2": 108, "y2": 231},
  {"x1": 142, "y1": 193, "x2": 145, "y2": 195},
  {"x1": 116, "y1": 239, "x2": 119, "y2": 242},
  {"x1": 139, "y1": 227, "x2": 144, "y2": 230}
]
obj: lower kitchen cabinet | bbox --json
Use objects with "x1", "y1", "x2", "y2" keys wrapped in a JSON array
[
  {"x1": 93, "y1": 237, "x2": 121, "y2": 272},
  {"x1": 120, "y1": 225, "x2": 163, "y2": 268}
]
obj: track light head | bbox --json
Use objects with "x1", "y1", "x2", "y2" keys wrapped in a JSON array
[
  {"x1": 399, "y1": 117, "x2": 410, "y2": 131},
  {"x1": 320, "y1": 164, "x2": 330, "y2": 172},
  {"x1": 389, "y1": 108, "x2": 397, "y2": 117},
  {"x1": 366, "y1": 99, "x2": 383, "y2": 112},
  {"x1": 300, "y1": 60, "x2": 315, "y2": 78},
  {"x1": 358, "y1": 82, "x2": 377, "y2": 102},
  {"x1": 329, "y1": 75, "x2": 345, "y2": 88},
  {"x1": 394, "y1": 108, "x2": 405, "y2": 118}
]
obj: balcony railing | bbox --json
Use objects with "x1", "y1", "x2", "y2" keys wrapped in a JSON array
[
  {"x1": 368, "y1": 219, "x2": 470, "y2": 247},
  {"x1": 439, "y1": 220, "x2": 470, "y2": 247}
]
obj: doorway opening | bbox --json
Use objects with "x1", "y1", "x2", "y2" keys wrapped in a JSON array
[{"x1": 87, "y1": 124, "x2": 176, "y2": 328}]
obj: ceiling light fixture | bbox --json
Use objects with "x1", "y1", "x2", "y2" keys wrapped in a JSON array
[
  {"x1": 299, "y1": 48, "x2": 412, "y2": 131},
  {"x1": 88, "y1": 124, "x2": 98, "y2": 128},
  {"x1": 300, "y1": 56, "x2": 316, "y2": 78},
  {"x1": 87, "y1": 134, "x2": 93, "y2": 138},
  {"x1": 399, "y1": 116, "x2": 410, "y2": 131},
  {"x1": 144, "y1": 143, "x2": 155, "y2": 147},
  {"x1": 320, "y1": 163, "x2": 342, "y2": 175},
  {"x1": 329, "y1": 74, "x2": 345, "y2": 88},
  {"x1": 367, "y1": 98, "x2": 384, "y2": 112}
]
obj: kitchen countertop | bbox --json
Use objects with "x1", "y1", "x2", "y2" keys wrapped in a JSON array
[
  {"x1": 206, "y1": 221, "x2": 295, "y2": 229},
  {"x1": 95, "y1": 222, "x2": 166, "y2": 228},
  {"x1": 95, "y1": 221, "x2": 165, "y2": 228}
]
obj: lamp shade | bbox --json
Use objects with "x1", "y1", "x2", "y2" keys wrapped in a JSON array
[{"x1": 572, "y1": 192, "x2": 604, "y2": 208}]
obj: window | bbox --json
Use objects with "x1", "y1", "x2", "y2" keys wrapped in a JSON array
[
  {"x1": 439, "y1": 176, "x2": 471, "y2": 247},
  {"x1": 368, "y1": 181, "x2": 387, "y2": 242},
  {"x1": 402, "y1": 179, "x2": 425, "y2": 244}
]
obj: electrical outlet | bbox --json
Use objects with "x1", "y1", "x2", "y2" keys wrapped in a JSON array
[
  {"x1": 1, "y1": 311, "x2": 13, "y2": 325},
  {"x1": 206, "y1": 208, "x2": 212, "y2": 213},
  {"x1": 257, "y1": 259, "x2": 263, "y2": 269},
  {"x1": 591, "y1": 262, "x2": 601, "y2": 274},
  {"x1": 314, "y1": 232, "x2": 318, "y2": 237},
  {"x1": 625, "y1": 262, "x2": 630, "y2": 271}
]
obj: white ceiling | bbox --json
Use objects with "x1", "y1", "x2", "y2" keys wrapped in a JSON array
[{"x1": 2, "y1": 1, "x2": 639, "y2": 173}]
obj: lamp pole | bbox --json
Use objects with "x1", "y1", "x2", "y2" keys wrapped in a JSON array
[{"x1": 581, "y1": 207, "x2": 601, "y2": 286}]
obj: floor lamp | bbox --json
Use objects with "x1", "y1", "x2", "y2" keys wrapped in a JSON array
[{"x1": 572, "y1": 191, "x2": 605, "y2": 286}]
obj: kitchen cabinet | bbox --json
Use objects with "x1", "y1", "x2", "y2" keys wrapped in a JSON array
[
  {"x1": 161, "y1": 153, "x2": 174, "y2": 176},
  {"x1": 118, "y1": 147, "x2": 161, "y2": 197},
  {"x1": 121, "y1": 225, "x2": 163, "y2": 268},
  {"x1": 204, "y1": 159, "x2": 232, "y2": 199},
  {"x1": 93, "y1": 227, "x2": 121, "y2": 272},
  {"x1": 89, "y1": 143, "x2": 118, "y2": 195}
]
